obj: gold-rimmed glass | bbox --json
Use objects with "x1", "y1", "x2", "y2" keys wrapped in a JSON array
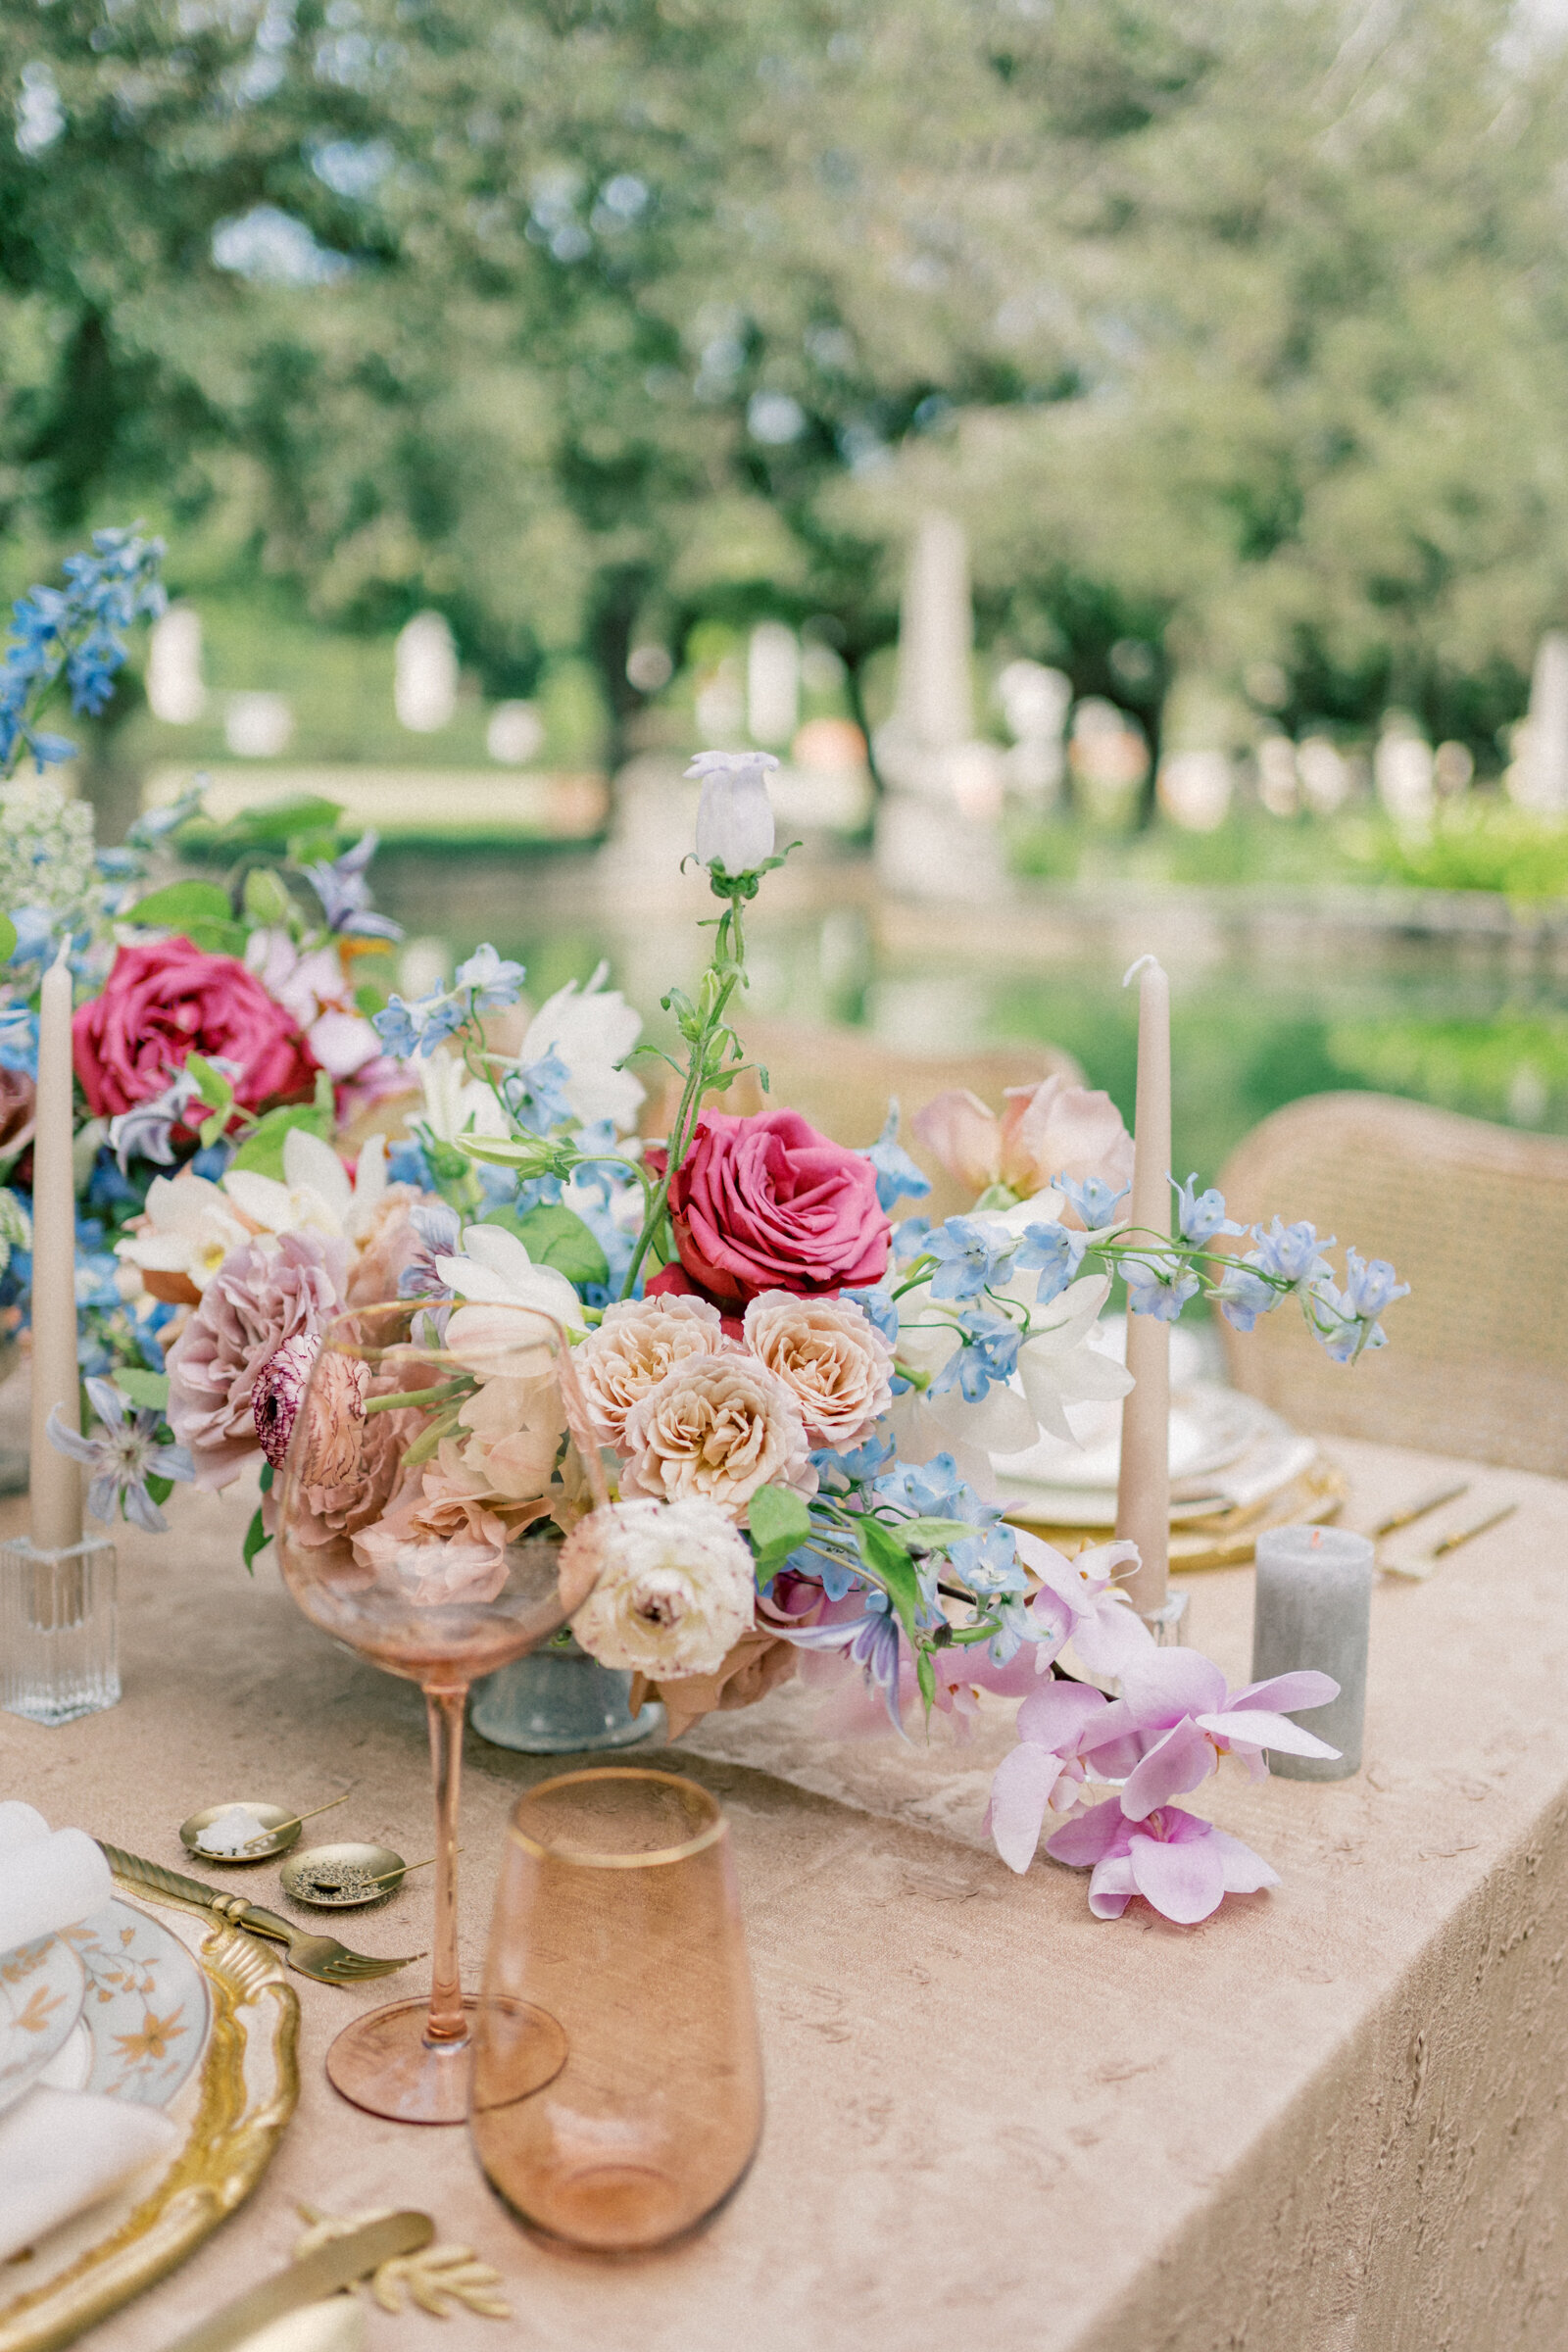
[
  {"x1": 471, "y1": 1768, "x2": 763, "y2": 2251},
  {"x1": 274, "y1": 1298, "x2": 597, "y2": 2125}
]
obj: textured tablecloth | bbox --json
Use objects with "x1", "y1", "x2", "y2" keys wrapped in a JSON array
[{"x1": 2, "y1": 1437, "x2": 1564, "y2": 2352}]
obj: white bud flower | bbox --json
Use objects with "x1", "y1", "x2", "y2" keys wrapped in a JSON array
[{"x1": 686, "y1": 750, "x2": 779, "y2": 873}]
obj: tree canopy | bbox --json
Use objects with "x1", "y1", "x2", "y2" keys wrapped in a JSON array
[{"x1": 4, "y1": 0, "x2": 1568, "y2": 756}]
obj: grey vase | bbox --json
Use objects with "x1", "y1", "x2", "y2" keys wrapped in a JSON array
[{"x1": 469, "y1": 1637, "x2": 662, "y2": 1753}]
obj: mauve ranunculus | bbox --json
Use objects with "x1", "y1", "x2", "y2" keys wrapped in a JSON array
[
  {"x1": 666, "y1": 1108, "x2": 890, "y2": 1305},
  {"x1": 73, "y1": 936, "x2": 317, "y2": 1121},
  {"x1": 167, "y1": 1231, "x2": 348, "y2": 1490}
]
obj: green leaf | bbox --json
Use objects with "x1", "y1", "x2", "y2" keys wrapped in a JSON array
[
  {"x1": 114, "y1": 1368, "x2": 169, "y2": 1412},
  {"x1": 747, "y1": 1482, "x2": 813, "y2": 1570},
  {"x1": 126, "y1": 879, "x2": 232, "y2": 933},
  {"x1": 495, "y1": 1202, "x2": 608, "y2": 1287},
  {"x1": 855, "y1": 1513, "x2": 926, "y2": 1642},
  {"x1": 899, "y1": 1516, "x2": 982, "y2": 1552},
  {"x1": 0, "y1": 914, "x2": 16, "y2": 965},
  {"x1": 185, "y1": 1053, "x2": 234, "y2": 1114},
  {"x1": 143, "y1": 1472, "x2": 173, "y2": 1506},
  {"x1": 242, "y1": 1504, "x2": 270, "y2": 1573},
  {"x1": 915, "y1": 1646, "x2": 937, "y2": 1713},
  {"x1": 228, "y1": 1102, "x2": 332, "y2": 1179},
  {"x1": 354, "y1": 980, "x2": 389, "y2": 1017}
]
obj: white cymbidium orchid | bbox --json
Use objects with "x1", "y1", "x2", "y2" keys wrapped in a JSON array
[
  {"x1": 687, "y1": 750, "x2": 779, "y2": 873},
  {"x1": 519, "y1": 960, "x2": 644, "y2": 1133},
  {"x1": 436, "y1": 1222, "x2": 587, "y2": 1374},
  {"x1": 417, "y1": 1049, "x2": 511, "y2": 1144},
  {"x1": 223, "y1": 1128, "x2": 388, "y2": 1246},
  {"x1": 115, "y1": 1172, "x2": 253, "y2": 1299}
]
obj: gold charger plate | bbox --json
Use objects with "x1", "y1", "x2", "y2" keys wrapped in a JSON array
[
  {"x1": 0, "y1": 1902, "x2": 299, "y2": 2352},
  {"x1": 1008, "y1": 1455, "x2": 1348, "y2": 1572}
]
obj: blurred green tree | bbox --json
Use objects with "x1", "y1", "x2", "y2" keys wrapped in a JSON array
[{"x1": 4, "y1": 0, "x2": 1568, "y2": 767}]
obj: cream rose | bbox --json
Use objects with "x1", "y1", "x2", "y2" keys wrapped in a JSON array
[
  {"x1": 564, "y1": 1497, "x2": 756, "y2": 1677},
  {"x1": 741, "y1": 1291, "x2": 893, "y2": 1447},
  {"x1": 618, "y1": 1354, "x2": 814, "y2": 1520},
  {"x1": 572, "y1": 1294, "x2": 731, "y2": 1446}
]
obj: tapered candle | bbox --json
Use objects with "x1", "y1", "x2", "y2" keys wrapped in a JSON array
[
  {"x1": 1115, "y1": 954, "x2": 1170, "y2": 1618},
  {"x1": 29, "y1": 946, "x2": 81, "y2": 1552}
]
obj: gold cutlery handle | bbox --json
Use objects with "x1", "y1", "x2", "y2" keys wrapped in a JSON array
[{"x1": 97, "y1": 1841, "x2": 292, "y2": 1946}]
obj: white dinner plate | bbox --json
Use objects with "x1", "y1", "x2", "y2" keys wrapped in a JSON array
[
  {"x1": 41, "y1": 1899, "x2": 210, "y2": 2109},
  {"x1": 994, "y1": 1382, "x2": 1276, "y2": 1498},
  {"x1": 0, "y1": 1936, "x2": 86, "y2": 2115}
]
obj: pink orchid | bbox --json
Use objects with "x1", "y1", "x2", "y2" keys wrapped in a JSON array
[
  {"x1": 1045, "y1": 1795, "x2": 1279, "y2": 1924},
  {"x1": 1095, "y1": 1647, "x2": 1340, "y2": 1822},
  {"x1": 985, "y1": 1678, "x2": 1148, "y2": 1871},
  {"x1": 912, "y1": 1075, "x2": 1134, "y2": 1206},
  {"x1": 1015, "y1": 1528, "x2": 1153, "y2": 1679}
]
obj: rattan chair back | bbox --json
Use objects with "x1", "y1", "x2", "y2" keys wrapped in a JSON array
[{"x1": 1216, "y1": 1092, "x2": 1568, "y2": 1474}]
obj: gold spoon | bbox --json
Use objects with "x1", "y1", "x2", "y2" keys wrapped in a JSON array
[{"x1": 180, "y1": 1792, "x2": 351, "y2": 1864}]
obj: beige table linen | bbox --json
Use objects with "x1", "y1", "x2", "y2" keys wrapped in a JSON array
[{"x1": 1, "y1": 1439, "x2": 1563, "y2": 2352}]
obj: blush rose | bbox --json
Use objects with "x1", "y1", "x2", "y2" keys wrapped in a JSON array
[{"x1": 666, "y1": 1107, "x2": 890, "y2": 1306}]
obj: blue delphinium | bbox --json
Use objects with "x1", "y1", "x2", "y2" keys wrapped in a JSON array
[
  {"x1": 928, "y1": 1300, "x2": 1021, "y2": 1399},
  {"x1": 1172, "y1": 1173, "x2": 1245, "y2": 1247},
  {"x1": 863, "y1": 1101, "x2": 930, "y2": 1214},
  {"x1": 0, "y1": 528, "x2": 165, "y2": 778},
  {"x1": 1057, "y1": 1174, "x2": 1130, "y2": 1232},
  {"x1": 923, "y1": 1216, "x2": 1016, "y2": 1301},
  {"x1": 1013, "y1": 1219, "x2": 1088, "y2": 1303},
  {"x1": 1125, "y1": 1258, "x2": 1202, "y2": 1322}
]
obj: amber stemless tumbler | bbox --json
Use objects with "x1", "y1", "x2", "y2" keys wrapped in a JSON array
[{"x1": 471, "y1": 1769, "x2": 763, "y2": 2252}]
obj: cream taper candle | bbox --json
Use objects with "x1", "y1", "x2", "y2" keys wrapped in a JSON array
[
  {"x1": 29, "y1": 945, "x2": 82, "y2": 1551},
  {"x1": 1114, "y1": 954, "x2": 1170, "y2": 1617}
]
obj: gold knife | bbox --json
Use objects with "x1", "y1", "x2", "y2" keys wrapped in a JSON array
[{"x1": 157, "y1": 2211, "x2": 433, "y2": 2352}]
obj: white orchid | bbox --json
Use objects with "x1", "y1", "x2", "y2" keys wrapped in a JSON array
[
  {"x1": 222, "y1": 1128, "x2": 388, "y2": 1246},
  {"x1": 115, "y1": 1172, "x2": 254, "y2": 1298},
  {"x1": 416, "y1": 1049, "x2": 511, "y2": 1145},
  {"x1": 435, "y1": 1222, "x2": 587, "y2": 1372},
  {"x1": 519, "y1": 961, "x2": 644, "y2": 1133},
  {"x1": 687, "y1": 750, "x2": 778, "y2": 873}
]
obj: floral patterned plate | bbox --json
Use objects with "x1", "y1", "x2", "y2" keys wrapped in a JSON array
[
  {"x1": 47, "y1": 1900, "x2": 209, "y2": 2109},
  {"x1": 0, "y1": 1938, "x2": 85, "y2": 2115}
]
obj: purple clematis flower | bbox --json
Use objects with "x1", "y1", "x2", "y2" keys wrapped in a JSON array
[
  {"x1": 47, "y1": 1377, "x2": 195, "y2": 1533},
  {"x1": 1045, "y1": 1795, "x2": 1280, "y2": 1924},
  {"x1": 1091, "y1": 1646, "x2": 1341, "y2": 1821}
]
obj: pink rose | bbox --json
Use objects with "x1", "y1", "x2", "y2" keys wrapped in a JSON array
[
  {"x1": 666, "y1": 1108, "x2": 890, "y2": 1305},
  {"x1": 73, "y1": 936, "x2": 318, "y2": 1121},
  {"x1": 167, "y1": 1231, "x2": 348, "y2": 1489}
]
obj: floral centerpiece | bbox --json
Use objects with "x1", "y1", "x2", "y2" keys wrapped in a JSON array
[{"x1": 10, "y1": 537, "x2": 1406, "y2": 1924}]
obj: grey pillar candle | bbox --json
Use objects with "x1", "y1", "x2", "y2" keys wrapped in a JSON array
[{"x1": 1250, "y1": 1525, "x2": 1374, "y2": 1781}]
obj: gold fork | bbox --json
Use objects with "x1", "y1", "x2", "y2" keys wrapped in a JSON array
[{"x1": 98, "y1": 1841, "x2": 422, "y2": 1987}]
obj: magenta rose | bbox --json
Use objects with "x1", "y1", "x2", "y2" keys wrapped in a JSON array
[
  {"x1": 665, "y1": 1108, "x2": 890, "y2": 1306},
  {"x1": 73, "y1": 936, "x2": 317, "y2": 1121}
]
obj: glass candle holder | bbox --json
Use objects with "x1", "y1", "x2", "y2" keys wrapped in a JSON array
[
  {"x1": 471, "y1": 1769, "x2": 762, "y2": 2253},
  {"x1": 0, "y1": 1535, "x2": 120, "y2": 1724}
]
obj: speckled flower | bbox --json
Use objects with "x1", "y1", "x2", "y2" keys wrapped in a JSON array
[
  {"x1": 618, "y1": 1353, "x2": 814, "y2": 1521},
  {"x1": 564, "y1": 1497, "x2": 756, "y2": 1677},
  {"x1": 741, "y1": 1291, "x2": 893, "y2": 1447}
]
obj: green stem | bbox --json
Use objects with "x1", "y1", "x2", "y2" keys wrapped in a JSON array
[{"x1": 364, "y1": 1376, "x2": 474, "y2": 1416}]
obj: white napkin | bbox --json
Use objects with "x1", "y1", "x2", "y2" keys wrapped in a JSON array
[
  {"x1": 0, "y1": 2085, "x2": 179, "y2": 2263},
  {"x1": 0, "y1": 1823, "x2": 113, "y2": 1955},
  {"x1": 0, "y1": 1800, "x2": 49, "y2": 1853}
]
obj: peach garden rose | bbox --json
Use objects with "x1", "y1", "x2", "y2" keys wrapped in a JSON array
[
  {"x1": 617, "y1": 1351, "x2": 814, "y2": 1520},
  {"x1": 572, "y1": 1293, "x2": 731, "y2": 1446},
  {"x1": 741, "y1": 1290, "x2": 893, "y2": 1448}
]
